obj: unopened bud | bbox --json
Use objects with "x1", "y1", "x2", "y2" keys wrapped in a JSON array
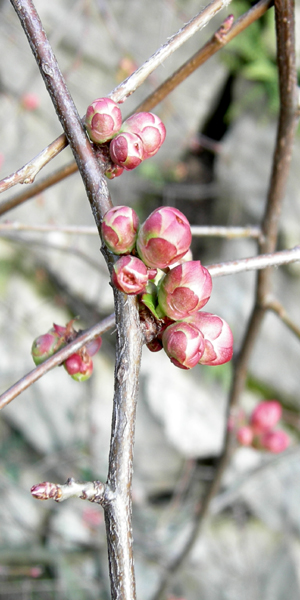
[
  {"x1": 85, "y1": 97, "x2": 122, "y2": 143},
  {"x1": 101, "y1": 205, "x2": 139, "y2": 255},
  {"x1": 112, "y1": 255, "x2": 149, "y2": 295},
  {"x1": 121, "y1": 112, "x2": 166, "y2": 158},
  {"x1": 250, "y1": 401, "x2": 282, "y2": 433},
  {"x1": 260, "y1": 429, "x2": 290, "y2": 453},
  {"x1": 162, "y1": 321, "x2": 204, "y2": 370},
  {"x1": 136, "y1": 206, "x2": 192, "y2": 269},
  {"x1": 237, "y1": 426, "x2": 254, "y2": 446},
  {"x1": 31, "y1": 330, "x2": 64, "y2": 365},
  {"x1": 158, "y1": 261, "x2": 212, "y2": 320},
  {"x1": 64, "y1": 353, "x2": 94, "y2": 382},
  {"x1": 184, "y1": 311, "x2": 233, "y2": 366},
  {"x1": 110, "y1": 132, "x2": 144, "y2": 170}
]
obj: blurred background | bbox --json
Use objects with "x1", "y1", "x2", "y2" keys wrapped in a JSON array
[{"x1": 0, "y1": 0, "x2": 300, "y2": 598}]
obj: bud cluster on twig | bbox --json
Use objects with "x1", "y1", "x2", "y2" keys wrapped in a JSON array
[
  {"x1": 84, "y1": 97, "x2": 166, "y2": 178},
  {"x1": 101, "y1": 204, "x2": 234, "y2": 370},
  {"x1": 230, "y1": 401, "x2": 290, "y2": 453},
  {"x1": 31, "y1": 320, "x2": 102, "y2": 382}
]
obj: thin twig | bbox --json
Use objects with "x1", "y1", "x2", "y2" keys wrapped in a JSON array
[
  {"x1": 207, "y1": 245, "x2": 300, "y2": 277},
  {"x1": 0, "y1": 221, "x2": 262, "y2": 240},
  {"x1": 0, "y1": 314, "x2": 115, "y2": 410},
  {"x1": 265, "y1": 297, "x2": 300, "y2": 341},
  {"x1": 0, "y1": 162, "x2": 78, "y2": 216},
  {"x1": 31, "y1": 477, "x2": 106, "y2": 504}
]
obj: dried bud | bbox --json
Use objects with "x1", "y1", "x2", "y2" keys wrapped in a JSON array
[
  {"x1": 260, "y1": 429, "x2": 290, "y2": 453},
  {"x1": 158, "y1": 261, "x2": 212, "y2": 320},
  {"x1": 136, "y1": 206, "x2": 192, "y2": 269},
  {"x1": 101, "y1": 205, "x2": 139, "y2": 254},
  {"x1": 146, "y1": 338, "x2": 163, "y2": 352},
  {"x1": 162, "y1": 321, "x2": 205, "y2": 370},
  {"x1": 183, "y1": 311, "x2": 233, "y2": 366},
  {"x1": 110, "y1": 132, "x2": 144, "y2": 170},
  {"x1": 121, "y1": 112, "x2": 166, "y2": 158},
  {"x1": 85, "y1": 97, "x2": 122, "y2": 143},
  {"x1": 237, "y1": 426, "x2": 254, "y2": 446},
  {"x1": 112, "y1": 255, "x2": 149, "y2": 295},
  {"x1": 85, "y1": 336, "x2": 102, "y2": 357},
  {"x1": 64, "y1": 353, "x2": 94, "y2": 382},
  {"x1": 250, "y1": 401, "x2": 282, "y2": 433}
]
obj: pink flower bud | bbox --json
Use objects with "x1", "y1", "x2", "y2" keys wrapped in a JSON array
[
  {"x1": 250, "y1": 401, "x2": 282, "y2": 433},
  {"x1": 64, "y1": 353, "x2": 94, "y2": 382},
  {"x1": 85, "y1": 97, "x2": 122, "y2": 143},
  {"x1": 21, "y1": 92, "x2": 40, "y2": 111},
  {"x1": 260, "y1": 429, "x2": 290, "y2": 453},
  {"x1": 162, "y1": 321, "x2": 205, "y2": 370},
  {"x1": 109, "y1": 132, "x2": 144, "y2": 170},
  {"x1": 112, "y1": 255, "x2": 149, "y2": 295},
  {"x1": 237, "y1": 426, "x2": 254, "y2": 446},
  {"x1": 101, "y1": 205, "x2": 139, "y2": 255},
  {"x1": 158, "y1": 261, "x2": 212, "y2": 320},
  {"x1": 136, "y1": 206, "x2": 192, "y2": 269},
  {"x1": 184, "y1": 311, "x2": 233, "y2": 366},
  {"x1": 104, "y1": 164, "x2": 124, "y2": 179},
  {"x1": 121, "y1": 112, "x2": 166, "y2": 158},
  {"x1": 31, "y1": 331, "x2": 64, "y2": 365}
]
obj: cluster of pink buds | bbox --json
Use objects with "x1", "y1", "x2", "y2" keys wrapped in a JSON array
[
  {"x1": 233, "y1": 401, "x2": 290, "y2": 453},
  {"x1": 101, "y1": 204, "x2": 234, "y2": 370},
  {"x1": 31, "y1": 320, "x2": 102, "y2": 383},
  {"x1": 85, "y1": 97, "x2": 166, "y2": 177}
]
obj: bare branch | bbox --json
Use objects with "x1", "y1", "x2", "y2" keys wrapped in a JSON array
[
  {"x1": 31, "y1": 477, "x2": 106, "y2": 504},
  {"x1": 0, "y1": 222, "x2": 262, "y2": 240},
  {"x1": 265, "y1": 297, "x2": 300, "y2": 341},
  {"x1": 0, "y1": 162, "x2": 78, "y2": 215},
  {"x1": 0, "y1": 314, "x2": 115, "y2": 410},
  {"x1": 207, "y1": 245, "x2": 300, "y2": 277}
]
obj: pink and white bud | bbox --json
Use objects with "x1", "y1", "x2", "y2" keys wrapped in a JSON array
[
  {"x1": 260, "y1": 429, "x2": 290, "y2": 453},
  {"x1": 158, "y1": 261, "x2": 212, "y2": 320},
  {"x1": 136, "y1": 206, "x2": 192, "y2": 269},
  {"x1": 162, "y1": 321, "x2": 205, "y2": 370},
  {"x1": 85, "y1": 97, "x2": 122, "y2": 144},
  {"x1": 183, "y1": 311, "x2": 233, "y2": 366},
  {"x1": 110, "y1": 132, "x2": 144, "y2": 170},
  {"x1": 250, "y1": 401, "x2": 282, "y2": 433},
  {"x1": 237, "y1": 426, "x2": 254, "y2": 446},
  {"x1": 112, "y1": 255, "x2": 149, "y2": 295},
  {"x1": 64, "y1": 353, "x2": 94, "y2": 382},
  {"x1": 121, "y1": 112, "x2": 166, "y2": 158},
  {"x1": 31, "y1": 330, "x2": 65, "y2": 365},
  {"x1": 101, "y1": 205, "x2": 139, "y2": 255}
]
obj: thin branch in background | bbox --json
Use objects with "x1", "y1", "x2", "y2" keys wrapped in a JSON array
[
  {"x1": 0, "y1": 162, "x2": 78, "y2": 216},
  {"x1": 0, "y1": 221, "x2": 262, "y2": 240},
  {"x1": 0, "y1": 0, "x2": 230, "y2": 196},
  {"x1": 152, "y1": 1, "x2": 299, "y2": 597},
  {"x1": 265, "y1": 297, "x2": 300, "y2": 341},
  {"x1": 0, "y1": 313, "x2": 115, "y2": 410}
]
